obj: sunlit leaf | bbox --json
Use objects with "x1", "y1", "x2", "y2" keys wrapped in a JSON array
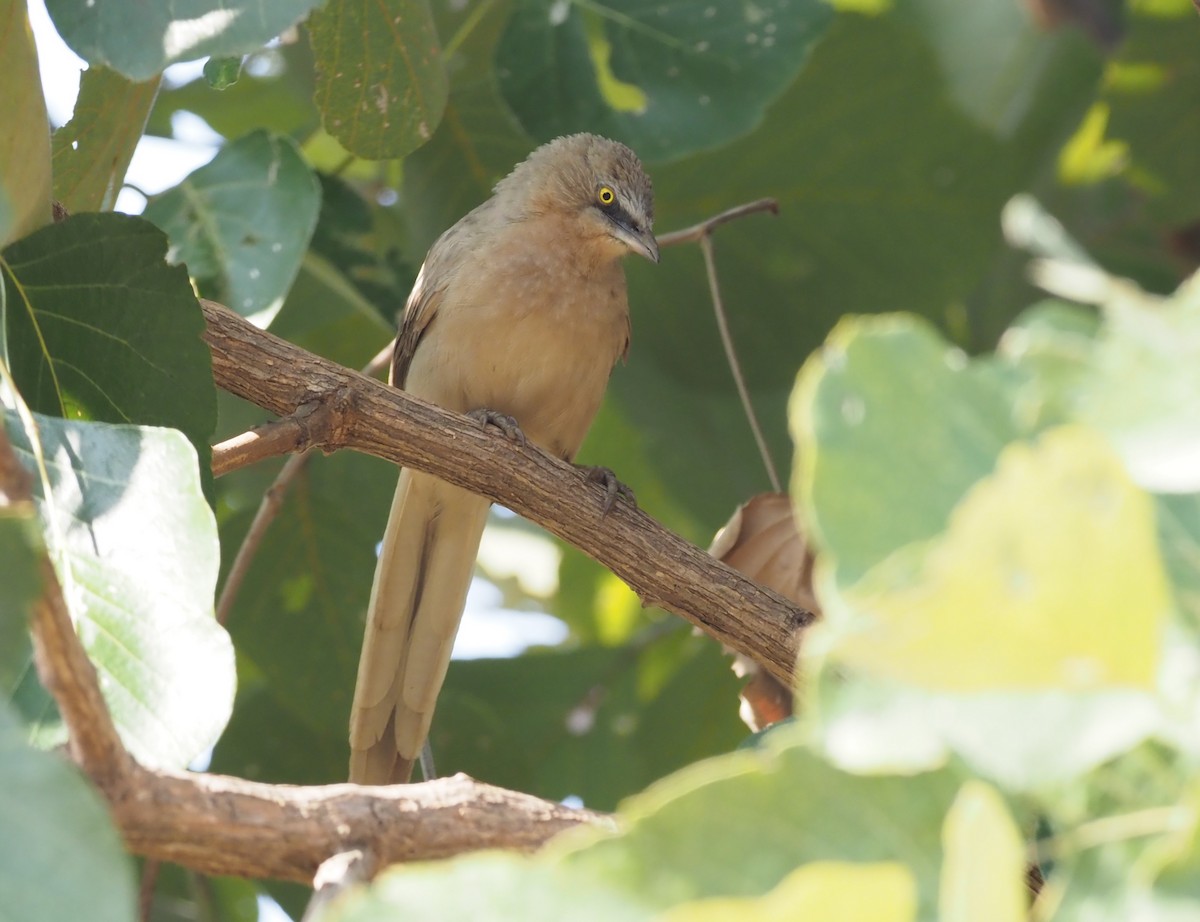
[
  {"x1": 4, "y1": 410, "x2": 235, "y2": 768},
  {"x1": 144, "y1": 130, "x2": 320, "y2": 326}
]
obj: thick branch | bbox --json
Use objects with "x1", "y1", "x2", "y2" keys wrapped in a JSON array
[
  {"x1": 201, "y1": 299, "x2": 812, "y2": 684},
  {"x1": 110, "y1": 766, "x2": 603, "y2": 883}
]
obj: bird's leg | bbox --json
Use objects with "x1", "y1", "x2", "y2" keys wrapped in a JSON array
[
  {"x1": 467, "y1": 408, "x2": 527, "y2": 446},
  {"x1": 577, "y1": 465, "x2": 636, "y2": 514}
]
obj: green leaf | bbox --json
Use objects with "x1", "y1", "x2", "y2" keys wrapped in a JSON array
[
  {"x1": 0, "y1": 701, "x2": 135, "y2": 922},
  {"x1": 0, "y1": 0, "x2": 52, "y2": 245},
  {"x1": 1101, "y1": 0, "x2": 1200, "y2": 225},
  {"x1": 832, "y1": 426, "x2": 1166, "y2": 691},
  {"x1": 790, "y1": 314, "x2": 1021, "y2": 585},
  {"x1": 1158, "y1": 492, "x2": 1200, "y2": 632},
  {"x1": 432, "y1": 636, "x2": 745, "y2": 811},
  {"x1": 809, "y1": 668, "x2": 1163, "y2": 790},
  {"x1": 4, "y1": 410, "x2": 235, "y2": 769},
  {"x1": 0, "y1": 497, "x2": 42, "y2": 697},
  {"x1": 321, "y1": 853, "x2": 653, "y2": 922},
  {"x1": 45, "y1": 0, "x2": 325, "y2": 81},
  {"x1": 309, "y1": 0, "x2": 448, "y2": 159},
  {"x1": 0, "y1": 213, "x2": 216, "y2": 490},
  {"x1": 144, "y1": 130, "x2": 320, "y2": 326},
  {"x1": 204, "y1": 55, "x2": 243, "y2": 89},
  {"x1": 563, "y1": 742, "x2": 962, "y2": 920},
  {"x1": 938, "y1": 782, "x2": 1026, "y2": 922},
  {"x1": 494, "y1": 0, "x2": 834, "y2": 163},
  {"x1": 51, "y1": 67, "x2": 161, "y2": 213},
  {"x1": 219, "y1": 450, "x2": 394, "y2": 738},
  {"x1": 664, "y1": 862, "x2": 916, "y2": 922},
  {"x1": 146, "y1": 43, "x2": 319, "y2": 142}
]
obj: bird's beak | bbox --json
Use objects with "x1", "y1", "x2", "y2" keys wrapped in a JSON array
[{"x1": 613, "y1": 222, "x2": 660, "y2": 264}]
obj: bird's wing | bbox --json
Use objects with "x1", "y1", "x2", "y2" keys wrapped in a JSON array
[{"x1": 391, "y1": 261, "x2": 443, "y2": 389}]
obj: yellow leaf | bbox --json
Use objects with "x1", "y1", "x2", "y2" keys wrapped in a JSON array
[
  {"x1": 663, "y1": 861, "x2": 915, "y2": 922},
  {"x1": 836, "y1": 425, "x2": 1166, "y2": 691},
  {"x1": 940, "y1": 782, "x2": 1027, "y2": 922}
]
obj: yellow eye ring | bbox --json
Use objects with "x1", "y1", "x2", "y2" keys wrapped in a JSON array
[{"x1": 598, "y1": 186, "x2": 615, "y2": 206}]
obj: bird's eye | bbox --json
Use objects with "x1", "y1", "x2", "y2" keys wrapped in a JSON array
[{"x1": 597, "y1": 186, "x2": 615, "y2": 206}]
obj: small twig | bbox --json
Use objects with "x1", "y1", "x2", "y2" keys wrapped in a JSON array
[
  {"x1": 658, "y1": 198, "x2": 779, "y2": 248},
  {"x1": 216, "y1": 450, "x2": 310, "y2": 625},
  {"x1": 698, "y1": 233, "x2": 782, "y2": 492},
  {"x1": 211, "y1": 397, "x2": 349, "y2": 478},
  {"x1": 302, "y1": 849, "x2": 379, "y2": 921},
  {"x1": 138, "y1": 860, "x2": 160, "y2": 921}
]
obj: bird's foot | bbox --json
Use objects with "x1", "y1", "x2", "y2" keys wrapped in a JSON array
[
  {"x1": 578, "y1": 465, "x2": 635, "y2": 514},
  {"x1": 468, "y1": 408, "x2": 527, "y2": 446}
]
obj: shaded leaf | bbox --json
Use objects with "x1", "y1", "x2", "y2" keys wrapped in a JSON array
[
  {"x1": 51, "y1": 66, "x2": 161, "y2": 213},
  {"x1": 0, "y1": 702, "x2": 135, "y2": 922},
  {"x1": 46, "y1": 0, "x2": 324, "y2": 81},
  {"x1": 309, "y1": 0, "x2": 448, "y2": 159},
  {"x1": 144, "y1": 130, "x2": 320, "y2": 326},
  {"x1": 1, "y1": 213, "x2": 216, "y2": 490},
  {"x1": 0, "y1": 0, "x2": 51, "y2": 245},
  {"x1": 495, "y1": 0, "x2": 833, "y2": 163},
  {"x1": 3, "y1": 410, "x2": 235, "y2": 768}
]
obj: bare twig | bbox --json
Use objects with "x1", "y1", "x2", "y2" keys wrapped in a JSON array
[
  {"x1": 215, "y1": 450, "x2": 310, "y2": 625},
  {"x1": 698, "y1": 233, "x2": 782, "y2": 493},
  {"x1": 201, "y1": 300, "x2": 811, "y2": 684},
  {"x1": 302, "y1": 849, "x2": 379, "y2": 921},
  {"x1": 138, "y1": 860, "x2": 160, "y2": 922},
  {"x1": 657, "y1": 198, "x2": 779, "y2": 248}
]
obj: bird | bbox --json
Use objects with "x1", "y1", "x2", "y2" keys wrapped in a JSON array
[{"x1": 348, "y1": 133, "x2": 658, "y2": 784}]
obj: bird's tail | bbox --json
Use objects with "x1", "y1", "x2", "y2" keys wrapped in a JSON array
[{"x1": 348, "y1": 468, "x2": 489, "y2": 784}]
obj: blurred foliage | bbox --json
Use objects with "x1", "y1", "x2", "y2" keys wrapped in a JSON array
[{"x1": 3, "y1": 0, "x2": 1200, "y2": 918}]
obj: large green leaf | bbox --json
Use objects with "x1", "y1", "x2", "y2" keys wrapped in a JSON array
[
  {"x1": 51, "y1": 67, "x2": 161, "y2": 214},
  {"x1": 0, "y1": 702, "x2": 135, "y2": 922},
  {"x1": 791, "y1": 314, "x2": 1021, "y2": 585},
  {"x1": 495, "y1": 0, "x2": 833, "y2": 163},
  {"x1": 0, "y1": 0, "x2": 51, "y2": 246},
  {"x1": 0, "y1": 213, "x2": 216, "y2": 489},
  {"x1": 562, "y1": 741, "x2": 962, "y2": 921},
  {"x1": 144, "y1": 130, "x2": 320, "y2": 326},
  {"x1": 45, "y1": 0, "x2": 325, "y2": 81},
  {"x1": 4, "y1": 410, "x2": 235, "y2": 769},
  {"x1": 309, "y1": 0, "x2": 448, "y2": 160},
  {"x1": 323, "y1": 853, "x2": 653, "y2": 922}
]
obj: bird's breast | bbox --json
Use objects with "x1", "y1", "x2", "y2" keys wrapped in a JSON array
[{"x1": 406, "y1": 227, "x2": 630, "y2": 460}]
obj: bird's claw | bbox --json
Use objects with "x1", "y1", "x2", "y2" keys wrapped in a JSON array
[
  {"x1": 579, "y1": 465, "x2": 635, "y2": 514},
  {"x1": 468, "y1": 408, "x2": 527, "y2": 446}
]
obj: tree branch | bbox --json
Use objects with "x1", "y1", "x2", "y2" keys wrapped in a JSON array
[
  {"x1": 200, "y1": 299, "x2": 812, "y2": 685},
  {"x1": 0, "y1": 421, "x2": 604, "y2": 882}
]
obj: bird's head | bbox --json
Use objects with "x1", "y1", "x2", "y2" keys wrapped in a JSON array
[{"x1": 495, "y1": 133, "x2": 659, "y2": 265}]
